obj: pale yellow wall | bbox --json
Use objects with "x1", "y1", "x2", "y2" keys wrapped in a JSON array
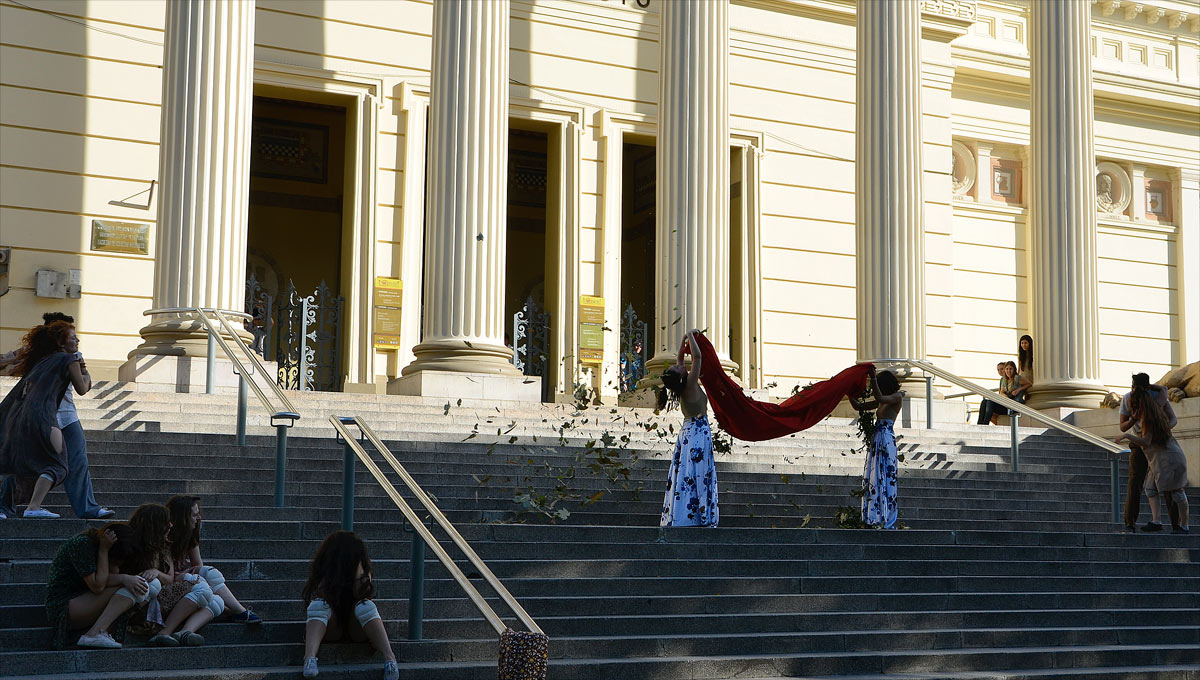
[{"x1": 1, "y1": 0, "x2": 1196, "y2": 401}]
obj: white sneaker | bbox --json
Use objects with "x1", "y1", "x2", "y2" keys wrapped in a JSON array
[
  {"x1": 383, "y1": 660, "x2": 398, "y2": 680},
  {"x1": 23, "y1": 508, "x2": 60, "y2": 518},
  {"x1": 302, "y1": 657, "x2": 319, "y2": 678},
  {"x1": 77, "y1": 632, "x2": 121, "y2": 649}
]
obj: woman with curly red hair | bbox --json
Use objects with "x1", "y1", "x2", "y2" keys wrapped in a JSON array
[{"x1": 0, "y1": 320, "x2": 90, "y2": 517}]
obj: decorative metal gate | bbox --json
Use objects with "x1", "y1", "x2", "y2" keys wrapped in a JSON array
[
  {"x1": 619, "y1": 304, "x2": 648, "y2": 392},
  {"x1": 246, "y1": 278, "x2": 344, "y2": 392},
  {"x1": 512, "y1": 296, "x2": 551, "y2": 402}
]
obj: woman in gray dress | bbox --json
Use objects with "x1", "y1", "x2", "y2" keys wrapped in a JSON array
[
  {"x1": 1116, "y1": 383, "x2": 1191, "y2": 534},
  {"x1": 0, "y1": 321, "x2": 89, "y2": 518}
]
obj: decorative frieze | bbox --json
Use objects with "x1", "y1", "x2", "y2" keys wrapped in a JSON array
[{"x1": 922, "y1": 0, "x2": 977, "y2": 22}]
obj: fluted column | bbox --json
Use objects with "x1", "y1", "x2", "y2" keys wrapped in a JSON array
[
  {"x1": 130, "y1": 0, "x2": 256, "y2": 358},
  {"x1": 650, "y1": 0, "x2": 735, "y2": 374},
  {"x1": 1026, "y1": 1, "x2": 1108, "y2": 410},
  {"x1": 855, "y1": 1, "x2": 927, "y2": 384},
  {"x1": 400, "y1": 0, "x2": 521, "y2": 382}
]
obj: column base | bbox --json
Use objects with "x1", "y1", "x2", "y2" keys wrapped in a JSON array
[
  {"x1": 387, "y1": 371, "x2": 541, "y2": 401},
  {"x1": 128, "y1": 316, "x2": 254, "y2": 359},
  {"x1": 117, "y1": 355, "x2": 243, "y2": 393},
  {"x1": 1025, "y1": 380, "x2": 1110, "y2": 410}
]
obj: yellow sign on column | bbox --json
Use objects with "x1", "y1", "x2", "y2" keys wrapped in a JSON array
[
  {"x1": 578, "y1": 295, "x2": 605, "y2": 365},
  {"x1": 373, "y1": 277, "x2": 403, "y2": 349}
]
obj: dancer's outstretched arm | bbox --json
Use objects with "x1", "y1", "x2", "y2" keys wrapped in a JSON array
[
  {"x1": 686, "y1": 330, "x2": 702, "y2": 391},
  {"x1": 851, "y1": 368, "x2": 879, "y2": 412}
]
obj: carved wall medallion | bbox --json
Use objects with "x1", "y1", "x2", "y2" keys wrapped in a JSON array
[
  {"x1": 1095, "y1": 161, "x2": 1132, "y2": 216},
  {"x1": 951, "y1": 141, "x2": 976, "y2": 198}
]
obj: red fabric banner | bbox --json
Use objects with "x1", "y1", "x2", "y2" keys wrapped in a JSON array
[{"x1": 690, "y1": 332, "x2": 873, "y2": 442}]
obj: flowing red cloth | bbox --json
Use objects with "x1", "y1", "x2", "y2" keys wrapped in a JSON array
[{"x1": 689, "y1": 332, "x2": 873, "y2": 442}]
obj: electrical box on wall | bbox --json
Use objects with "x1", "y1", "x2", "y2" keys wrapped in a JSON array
[{"x1": 36, "y1": 269, "x2": 66, "y2": 298}]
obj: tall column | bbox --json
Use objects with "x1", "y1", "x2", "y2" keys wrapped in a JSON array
[
  {"x1": 396, "y1": 0, "x2": 533, "y2": 400},
  {"x1": 1026, "y1": 1, "x2": 1108, "y2": 410},
  {"x1": 123, "y1": 0, "x2": 255, "y2": 383},
  {"x1": 650, "y1": 0, "x2": 735, "y2": 374},
  {"x1": 855, "y1": 1, "x2": 927, "y2": 387}
]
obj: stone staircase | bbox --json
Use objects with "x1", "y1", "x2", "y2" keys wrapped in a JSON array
[{"x1": 0, "y1": 378, "x2": 1196, "y2": 679}]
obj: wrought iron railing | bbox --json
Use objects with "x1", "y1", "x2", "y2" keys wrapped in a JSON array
[
  {"x1": 868, "y1": 357, "x2": 1129, "y2": 523},
  {"x1": 330, "y1": 415, "x2": 544, "y2": 640},
  {"x1": 142, "y1": 307, "x2": 301, "y2": 506}
]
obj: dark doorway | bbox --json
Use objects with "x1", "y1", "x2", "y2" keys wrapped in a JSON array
[{"x1": 620, "y1": 142, "x2": 655, "y2": 390}]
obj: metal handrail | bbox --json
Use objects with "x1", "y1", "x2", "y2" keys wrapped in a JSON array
[
  {"x1": 143, "y1": 306, "x2": 298, "y2": 416},
  {"x1": 870, "y1": 357, "x2": 1128, "y2": 524},
  {"x1": 145, "y1": 306, "x2": 300, "y2": 506},
  {"x1": 329, "y1": 416, "x2": 543, "y2": 637},
  {"x1": 870, "y1": 357, "x2": 1126, "y2": 457}
]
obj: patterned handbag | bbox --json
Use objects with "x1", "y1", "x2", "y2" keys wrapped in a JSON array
[
  {"x1": 497, "y1": 627, "x2": 548, "y2": 680},
  {"x1": 157, "y1": 576, "x2": 194, "y2": 615}
]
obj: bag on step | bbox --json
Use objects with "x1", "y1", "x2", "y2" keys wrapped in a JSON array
[{"x1": 497, "y1": 627, "x2": 548, "y2": 680}]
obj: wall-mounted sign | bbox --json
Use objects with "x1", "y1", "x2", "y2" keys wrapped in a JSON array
[
  {"x1": 578, "y1": 295, "x2": 605, "y2": 365},
  {"x1": 373, "y1": 277, "x2": 402, "y2": 349},
  {"x1": 91, "y1": 220, "x2": 149, "y2": 255}
]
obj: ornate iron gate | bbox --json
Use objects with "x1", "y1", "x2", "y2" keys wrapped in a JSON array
[
  {"x1": 619, "y1": 304, "x2": 648, "y2": 392},
  {"x1": 246, "y1": 278, "x2": 344, "y2": 392},
  {"x1": 512, "y1": 296, "x2": 551, "y2": 401}
]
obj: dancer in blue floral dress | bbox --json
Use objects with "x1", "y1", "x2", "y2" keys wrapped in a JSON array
[
  {"x1": 659, "y1": 329, "x2": 718, "y2": 528},
  {"x1": 852, "y1": 369, "x2": 904, "y2": 529}
]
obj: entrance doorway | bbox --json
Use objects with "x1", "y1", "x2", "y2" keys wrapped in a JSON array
[
  {"x1": 506, "y1": 127, "x2": 553, "y2": 401},
  {"x1": 245, "y1": 94, "x2": 349, "y2": 391},
  {"x1": 619, "y1": 142, "x2": 655, "y2": 392}
]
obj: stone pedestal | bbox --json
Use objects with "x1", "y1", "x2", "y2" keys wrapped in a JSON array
[
  {"x1": 389, "y1": 371, "x2": 540, "y2": 402},
  {"x1": 118, "y1": 355, "x2": 278, "y2": 395},
  {"x1": 1025, "y1": 0, "x2": 1109, "y2": 409}
]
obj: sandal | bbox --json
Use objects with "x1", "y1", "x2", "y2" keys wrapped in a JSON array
[{"x1": 172, "y1": 630, "x2": 204, "y2": 646}]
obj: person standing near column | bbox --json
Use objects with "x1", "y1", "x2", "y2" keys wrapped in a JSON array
[
  {"x1": 1119, "y1": 373, "x2": 1180, "y2": 532},
  {"x1": 1117, "y1": 376, "x2": 1190, "y2": 534},
  {"x1": 0, "y1": 314, "x2": 113, "y2": 520}
]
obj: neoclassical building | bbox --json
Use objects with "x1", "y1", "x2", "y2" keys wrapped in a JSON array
[{"x1": 1, "y1": 0, "x2": 1197, "y2": 411}]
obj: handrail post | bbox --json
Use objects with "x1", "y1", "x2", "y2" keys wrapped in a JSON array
[
  {"x1": 272, "y1": 413, "x2": 299, "y2": 508},
  {"x1": 205, "y1": 327, "x2": 216, "y2": 395},
  {"x1": 1009, "y1": 411, "x2": 1020, "y2": 472},
  {"x1": 236, "y1": 372, "x2": 248, "y2": 447},
  {"x1": 337, "y1": 417, "x2": 357, "y2": 531},
  {"x1": 925, "y1": 375, "x2": 933, "y2": 429},
  {"x1": 1111, "y1": 458, "x2": 1120, "y2": 525},
  {"x1": 408, "y1": 531, "x2": 426, "y2": 641}
]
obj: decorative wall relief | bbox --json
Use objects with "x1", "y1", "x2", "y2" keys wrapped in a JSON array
[
  {"x1": 1145, "y1": 178, "x2": 1173, "y2": 223},
  {"x1": 990, "y1": 157, "x2": 1022, "y2": 204},
  {"x1": 1095, "y1": 161, "x2": 1132, "y2": 217},
  {"x1": 951, "y1": 141, "x2": 976, "y2": 199}
]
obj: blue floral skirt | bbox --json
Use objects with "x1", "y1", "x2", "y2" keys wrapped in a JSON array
[
  {"x1": 660, "y1": 415, "x2": 718, "y2": 527},
  {"x1": 861, "y1": 419, "x2": 898, "y2": 529}
]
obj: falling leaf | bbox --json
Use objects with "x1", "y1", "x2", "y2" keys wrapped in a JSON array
[
  {"x1": 477, "y1": 233, "x2": 484, "y2": 241},
  {"x1": 443, "y1": 402, "x2": 451, "y2": 415}
]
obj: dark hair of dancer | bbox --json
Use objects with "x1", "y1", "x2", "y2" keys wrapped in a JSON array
[
  {"x1": 166, "y1": 494, "x2": 203, "y2": 562},
  {"x1": 657, "y1": 366, "x2": 687, "y2": 410},
  {"x1": 13, "y1": 320, "x2": 75, "y2": 377},
  {"x1": 42, "y1": 312, "x2": 74, "y2": 324},
  {"x1": 1129, "y1": 374, "x2": 1168, "y2": 446},
  {"x1": 1018, "y1": 335, "x2": 1034, "y2": 374},
  {"x1": 876, "y1": 370, "x2": 900, "y2": 396},
  {"x1": 302, "y1": 531, "x2": 376, "y2": 622},
  {"x1": 128, "y1": 503, "x2": 171, "y2": 571}
]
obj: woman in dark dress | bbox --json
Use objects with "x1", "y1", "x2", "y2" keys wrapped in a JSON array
[
  {"x1": 0, "y1": 321, "x2": 89, "y2": 517},
  {"x1": 45, "y1": 522, "x2": 160, "y2": 649}
]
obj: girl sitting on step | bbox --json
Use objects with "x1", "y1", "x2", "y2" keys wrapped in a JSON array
[
  {"x1": 128, "y1": 503, "x2": 220, "y2": 646},
  {"x1": 46, "y1": 522, "x2": 161, "y2": 649},
  {"x1": 165, "y1": 494, "x2": 261, "y2": 624},
  {"x1": 301, "y1": 531, "x2": 398, "y2": 680}
]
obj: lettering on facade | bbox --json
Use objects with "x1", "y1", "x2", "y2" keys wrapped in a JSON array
[
  {"x1": 579, "y1": 295, "x2": 605, "y2": 365},
  {"x1": 373, "y1": 277, "x2": 403, "y2": 349},
  {"x1": 602, "y1": 0, "x2": 651, "y2": 8},
  {"x1": 90, "y1": 220, "x2": 149, "y2": 255},
  {"x1": 922, "y1": 0, "x2": 978, "y2": 22}
]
